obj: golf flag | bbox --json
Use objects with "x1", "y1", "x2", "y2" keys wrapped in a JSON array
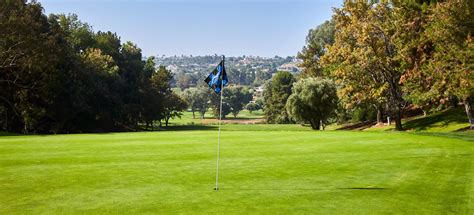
[{"x1": 204, "y1": 59, "x2": 228, "y2": 94}]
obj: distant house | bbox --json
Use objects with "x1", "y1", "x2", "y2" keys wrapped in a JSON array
[
  {"x1": 277, "y1": 62, "x2": 301, "y2": 74},
  {"x1": 252, "y1": 85, "x2": 265, "y2": 102},
  {"x1": 166, "y1": 65, "x2": 179, "y2": 74}
]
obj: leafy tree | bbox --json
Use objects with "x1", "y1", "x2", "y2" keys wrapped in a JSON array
[
  {"x1": 264, "y1": 71, "x2": 295, "y2": 123},
  {"x1": 246, "y1": 102, "x2": 261, "y2": 113},
  {"x1": 210, "y1": 91, "x2": 231, "y2": 119},
  {"x1": 255, "y1": 98, "x2": 264, "y2": 111},
  {"x1": 227, "y1": 86, "x2": 253, "y2": 118},
  {"x1": 0, "y1": 0, "x2": 65, "y2": 133},
  {"x1": 297, "y1": 19, "x2": 335, "y2": 78},
  {"x1": 175, "y1": 71, "x2": 193, "y2": 90},
  {"x1": 150, "y1": 65, "x2": 173, "y2": 125},
  {"x1": 391, "y1": 1, "x2": 440, "y2": 115},
  {"x1": 321, "y1": 1, "x2": 404, "y2": 130},
  {"x1": 181, "y1": 88, "x2": 198, "y2": 118},
  {"x1": 423, "y1": 0, "x2": 474, "y2": 128},
  {"x1": 95, "y1": 31, "x2": 122, "y2": 62},
  {"x1": 286, "y1": 77, "x2": 338, "y2": 130},
  {"x1": 118, "y1": 42, "x2": 145, "y2": 128},
  {"x1": 0, "y1": 1, "x2": 188, "y2": 133},
  {"x1": 195, "y1": 87, "x2": 211, "y2": 119},
  {"x1": 162, "y1": 93, "x2": 187, "y2": 127}
]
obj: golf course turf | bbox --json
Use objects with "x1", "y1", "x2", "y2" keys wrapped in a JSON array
[{"x1": 1, "y1": 125, "x2": 473, "y2": 214}]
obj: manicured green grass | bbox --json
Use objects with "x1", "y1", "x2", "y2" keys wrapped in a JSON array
[
  {"x1": 1, "y1": 125, "x2": 473, "y2": 214},
  {"x1": 170, "y1": 110, "x2": 264, "y2": 126}
]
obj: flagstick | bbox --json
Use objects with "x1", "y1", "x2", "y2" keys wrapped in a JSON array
[{"x1": 215, "y1": 56, "x2": 225, "y2": 191}]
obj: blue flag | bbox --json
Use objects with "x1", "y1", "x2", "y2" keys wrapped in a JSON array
[{"x1": 204, "y1": 59, "x2": 228, "y2": 94}]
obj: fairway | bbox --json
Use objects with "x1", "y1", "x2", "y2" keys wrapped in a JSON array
[{"x1": 1, "y1": 126, "x2": 473, "y2": 214}]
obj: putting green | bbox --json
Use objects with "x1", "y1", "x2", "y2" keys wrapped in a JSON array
[{"x1": 0, "y1": 126, "x2": 472, "y2": 214}]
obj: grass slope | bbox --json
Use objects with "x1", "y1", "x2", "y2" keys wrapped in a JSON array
[
  {"x1": 363, "y1": 108, "x2": 470, "y2": 132},
  {"x1": 1, "y1": 126, "x2": 473, "y2": 214}
]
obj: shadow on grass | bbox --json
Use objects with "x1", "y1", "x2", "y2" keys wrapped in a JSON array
[
  {"x1": 219, "y1": 187, "x2": 388, "y2": 191},
  {"x1": 0, "y1": 132, "x2": 21, "y2": 137},
  {"x1": 156, "y1": 124, "x2": 217, "y2": 131},
  {"x1": 336, "y1": 121, "x2": 376, "y2": 131},
  {"x1": 337, "y1": 187, "x2": 388, "y2": 190},
  {"x1": 403, "y1": 108, "x2": 467, "y2": 131}
]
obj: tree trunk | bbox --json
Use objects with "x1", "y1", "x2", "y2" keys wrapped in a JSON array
[
  {"x1": 376, "y1": 105, "x2": 383, "y2": 125},
  {"x1": 192, "y1": 109, "x2": 195, "y2": 119},
  {"x1": 395, "y1": 107, "x2": 403, "y2": 131},
  {"x1": 464, "y1": 98, "x2": 474, "y2": 129},
  {"x1": 309, "y1": 119, "x2": 320, "y2": 130},
  {"x1": 165, "y1": 117, "x2": 169, "y2": 127}
]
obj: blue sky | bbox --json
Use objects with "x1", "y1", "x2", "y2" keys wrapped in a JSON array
[{"x1": 39, "y1": 0, "x2": 342, "y2": 57}]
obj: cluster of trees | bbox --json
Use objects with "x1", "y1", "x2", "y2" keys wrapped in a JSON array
[
  {"x1": 181, "y1": 85, "x2": 253, "y2": 119},
  {"x1": 0, "y1": 1, "x2": 186, "y2": 133},
  {"x1": 263, "y1": 71, "x2": 338, "y2": 129},
  {"x1": 264, "y1": 0, "x2": 473, "y2": 130}
]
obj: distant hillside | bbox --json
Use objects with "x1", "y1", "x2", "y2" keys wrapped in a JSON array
[{"x1": 154, "y1": 55, "x2": 302, "y2": 87}]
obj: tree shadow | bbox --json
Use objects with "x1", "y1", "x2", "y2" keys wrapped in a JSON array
[
  {"x1": 0, "y1": 132, "x2": 21, "y2": 137},
  {"x1": 403, "y1": 107, "x2": 467, "y2": 131},
  {"x1": 156, "y1": 124, "x2": 217, "y2": 131},
  {"x1": 336, "y1": 121, "x2": 376, "y2": 130}
]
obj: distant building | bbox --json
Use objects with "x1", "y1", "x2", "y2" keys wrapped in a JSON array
[
  {"x1": 166, "y1": 65, "x2": 179, "y2": 74},
  {"x1": 252, "y1": 85, "x2": 265, "y2": 102},
  {"x1": 277, "y1": 62, "x2": 301, "y2": 74}
]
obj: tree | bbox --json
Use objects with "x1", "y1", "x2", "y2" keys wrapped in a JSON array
[
  {"x1": 0, "y1": 1, "x2": 188, "y2": 133},
  {"x1": 162, "y1": 93, "x2": 187, "y2": 127},
  {"x1": 195, "y1": 87, "x2": 211, "y2": 119},
  {"x1": 263, "y1": 71, "x2": 295, "y2": 123},
  {"x1": 423, "y1": 0, "x2": 474, "y2": 128},
  {"x1": 0, "y1": 0, "x2": 66, "y2": 133},
  {"x1": 321, "y1": 1, "x2": 404, "y2": 130},
  {"x1": 181, "y1": 88, "x2": 198, "y2": 118},
  {"x1": 297, "y1": 19, "x2": 335, "y2": 78},
  {"x1": 286, "y1": 77, "x2": 338, "y2": 130},
  {"x1": 118, "y1": 42, "x2": 145, "y2": 129},
  {"x1": 246, "y1": 102, "x2": 261, "y2": 113},
  {"x1": 210, "y1": 91, "x2": 231, "y2": 119},
  {"x1": 150, "y1": 65, "x2": 173, "y2": 125},
  {"x1": 175, "y1": 71, "x2": 193, "y2": 90},
  {"x1": 227, "y1": 86, "x2": 253, "y2": 118}
]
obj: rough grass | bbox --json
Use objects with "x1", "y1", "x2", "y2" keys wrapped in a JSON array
[{"x1": 1, "y1": 126, "x2": 473, "y2": 214}]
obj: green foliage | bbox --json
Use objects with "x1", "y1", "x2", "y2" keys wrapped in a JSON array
[
  {"x1": 264, "y1": 71, "x2": 295, "y2": 124},
  {"x1": 321, "y1": 1, "x2": 407, "y2": 130},
  {"x1": 210, "y1": 86, "x2": 252, "y2": 119},
  {"x1": 181, "y1": 87, "x2": 211, "y2": 119},
  {"x1": 351, "y1": 105, "x2": 377, "y2": 123},
  {"x1": 297, "y1": 19, "x2": 335, "y2": 77},
  {"x1": 286, "y1": 78, "x2": 338, "y2": 130},
  {"x1": 0, "y1": 1, "x2": 185, "y2": 133},
  {"x1": 245, "y1": 102, "x2": 261, "y2": 113},
  {"x1": 227, "y1": 86, "x2": 253, "y2": 118},
  {"x1": 162, "y1": 93, "x2": 188, "y2": 127}
]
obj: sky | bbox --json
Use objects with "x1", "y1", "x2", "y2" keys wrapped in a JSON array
[{"x1": 39, "y1": 0, "x2": 342, "y2": 58}]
